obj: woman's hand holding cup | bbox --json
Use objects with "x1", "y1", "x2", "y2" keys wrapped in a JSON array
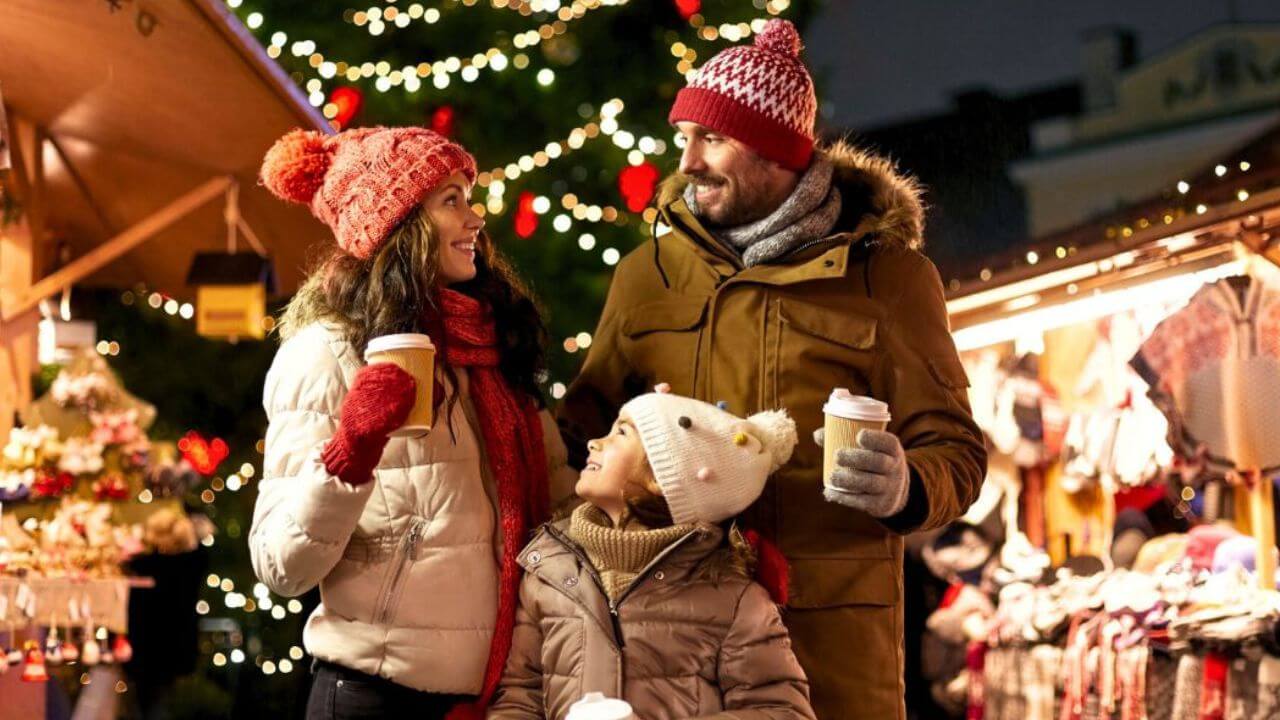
[{"x1": 321, "y1": 363, "x2": 417, "y2": 487}]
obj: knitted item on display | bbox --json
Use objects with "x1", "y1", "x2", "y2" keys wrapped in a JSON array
[
  {"x1": 320, "y1": 363, "x2": 417, "y2": 486},
  {"x1": 668, "y1": 19, "x2": 817, "y2": 170},
  {"x1": 260, "y1": 126, "x2": 476, "y2": 259},
  {"x1": 566, "y1": 504, "x2": 695, "y2": 600},
  {"x1": 436, "y1": 288, "x2": 548, "y2": 720},
  {"x1": 620, "y1": 393, "x2": 797, "y2": 525}
]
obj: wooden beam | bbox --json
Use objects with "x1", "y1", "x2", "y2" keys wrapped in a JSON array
[
  {"x1": 1, "y1": 175, "x2": 232, "y2": 323},
  {"x1": 47, "y1": 134, "x2": 115, "y2": 234}
]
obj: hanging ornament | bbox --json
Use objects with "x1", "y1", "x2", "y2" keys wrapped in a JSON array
[
  {"x1": 178, "y1": 431, "x2": 229, "y2": 476},
  {"x1": 674, "y1": 0, "x2": 701, "y2": 20},
  {"x1": 618, "y1": 162, "x2": 660, "y2": 213},
  {"x1": 514, "y1": 191, "x2": 539, "y2": 239},
  {"x1": 430, "y1": 105, "x2": 456, "y2": 138},
  {"x1": 21, "y1": 642, "x2": 48, "y2": 682},
  {"x1": 44, "y1": 627, "x2": 62, "y2": 666},
  {"x1": 81, "y1": 636, "x2": 101, "y2": 666},
  {"x1": 329, "y1": 86, "x2": 364, "y2": 129},
  {"x1": 111, "y1": 635, "x2": 133, "y2": 664},
  {"x1": 61, "y1": 640, "x2": 79, "y2": 664}
]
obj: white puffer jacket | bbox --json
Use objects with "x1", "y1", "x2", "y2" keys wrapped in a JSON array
[{"x1": 250, "y1": 322, "x2": 575, "y2": 693}]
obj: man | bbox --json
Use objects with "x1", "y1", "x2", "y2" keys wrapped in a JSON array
[{"x1": 559, "y1": 19, "x2": 987, "y2": 719}]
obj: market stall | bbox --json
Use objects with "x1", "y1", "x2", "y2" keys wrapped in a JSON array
[
  {"x1": 923, "y1": 124, "x2": 1280, "y2": 717},
  {"x1": 0, "y1": 0, "x2": 328, "y2": 714}
]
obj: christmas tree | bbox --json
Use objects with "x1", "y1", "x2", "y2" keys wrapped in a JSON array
[{"x1": 226, "y1": 0, "x2": 817, "y2": 392}]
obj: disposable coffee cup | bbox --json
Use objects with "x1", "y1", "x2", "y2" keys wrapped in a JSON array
[
  {"x1": 364, "y1": 333, "x2": 436, "y2": 438},
  {"x1": 565, "y1": 692, "x2": 635, "y2": 720},
  {"x1": 822, "y1": 389, "x2": 891, "y2": 494}
]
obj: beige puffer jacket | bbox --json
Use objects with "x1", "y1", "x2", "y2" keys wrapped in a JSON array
[
  {"x1": 487, "y1": 521, "x2": 816, "y2": 720},
  {"x1": 250, "y1": 322, "x2": 574, "y2": 693}
]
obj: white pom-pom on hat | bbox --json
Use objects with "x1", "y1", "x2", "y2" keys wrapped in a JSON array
[{"x1": 746, "y1": 409, "x2": 798, "y2": 472}]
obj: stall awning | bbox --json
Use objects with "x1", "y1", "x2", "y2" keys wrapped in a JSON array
[
  {"x1": 947, "y1": 119, "x2": 1280, "y2": 349},
  {"x1": 0, "y1": 0, "x2": 330, "y2": 310}
]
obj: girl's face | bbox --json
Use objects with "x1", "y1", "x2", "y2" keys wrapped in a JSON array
[
  {"x1": 424, "y1": 171, "x2": 485, "y2": 286},
  {"x1": 576, "y1": 410, "x2": 653, "y2": 523}
]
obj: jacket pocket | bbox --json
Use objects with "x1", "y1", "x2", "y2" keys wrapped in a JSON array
[
  {"x1": 373, "y1": 517, "x2": 427, "y2": 625},
  {"x1": 786, "y1": 556, "x2": 900, "y2": 609},
  {"x1": 620, "y1": 297, "x2": 708, "y2": 397},
  {"x1": 779, "y1": 299, "x2": 877, "y2": 351}
]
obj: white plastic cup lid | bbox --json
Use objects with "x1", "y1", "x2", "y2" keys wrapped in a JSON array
[
  {"x1": 566, "y1": 692, "x2": 634, "y2": 720},
  {"x1": 822, "y1": 388, "x2": 891, "y2": 422},
  {"x1": 364, "y1": 333, "x2": 435, "y2": 359}
]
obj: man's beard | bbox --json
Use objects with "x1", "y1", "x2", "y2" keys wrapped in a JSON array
[{"x1": 681, "y1": 172, "x2": 774, "y2": 228}]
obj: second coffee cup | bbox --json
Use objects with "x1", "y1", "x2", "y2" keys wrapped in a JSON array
[
  {"x1": 822, "y1": 389, "x2": 891, "y2": 494},
  {"x1": 364, "y1": 333, "x2": 436, "y2": 438}
]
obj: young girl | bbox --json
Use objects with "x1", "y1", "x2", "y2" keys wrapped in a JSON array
[
  {"x1": 250, "y1": 127, "x2": 572, "y2": 719},
  {"x1": 488, "y1": 391, "x2": 817, "y2": 719}
]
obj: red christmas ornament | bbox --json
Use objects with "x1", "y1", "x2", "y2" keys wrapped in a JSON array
[
  {"x1": 618, "y1": 162, "x2": 660, "y2": 213},
  {"x1": 430, "y1": 105, "x2": 456, "y2": 137},
  {"x1": 674, "y1": 0, "x2": 700, "y2": 20},
  {"x1": 514, "y1": 191, "x2": 539, "y2": 239},
  {"x1": 178, "y1": 431, "x2": 229, "y2": 476},
  {"x1": 328, "y1": 86, "x2": 364, "y2": 129}
]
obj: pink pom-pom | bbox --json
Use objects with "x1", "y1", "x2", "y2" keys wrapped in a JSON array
[
  {"x1": 754, "y1": 19, "x2": 802, "y2": 58},
  {"x1": 260, "y1": 129, "x2": 332, "y2": 205}
]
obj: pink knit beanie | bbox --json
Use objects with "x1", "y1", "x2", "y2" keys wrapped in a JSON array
[
  {"x1": 668, "y1": 19, "x2": 817, "y2": 171},
  {"x1": 260, "y1": 126, "x2": 476, "y2": 259}
]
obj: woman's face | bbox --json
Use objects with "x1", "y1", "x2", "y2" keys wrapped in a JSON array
[
  {"x1": 576, "y1": 410, "x2": 654, "y2": 523},
  {"x1": 425, "y1": 171, "x2": 485, "y2": 285}
]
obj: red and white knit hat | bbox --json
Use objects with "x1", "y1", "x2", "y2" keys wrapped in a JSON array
[
  {"x1": 260, "y1": 126, "x2": 476, "y2": 259},
  {"x1": 668, "y1": 19, "x2": 817, "y2": 171}
]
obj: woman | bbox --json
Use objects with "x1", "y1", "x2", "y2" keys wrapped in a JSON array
[{"x1": 250, "y1": 127, "x2": 573, "y2": 719}]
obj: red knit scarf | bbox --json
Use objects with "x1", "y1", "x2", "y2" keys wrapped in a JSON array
[{"x1": 439, "y1": 288, "x2": 549, "y2": 718}]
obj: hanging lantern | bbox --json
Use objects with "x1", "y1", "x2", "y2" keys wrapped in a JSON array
[{"x1": 185, "y1": 252, "x2": 277, "y2": 341}]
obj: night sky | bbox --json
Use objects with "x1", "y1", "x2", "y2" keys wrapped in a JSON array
[{"x1": 804, "y1": 0, "x2": 1280, "y2": 130}]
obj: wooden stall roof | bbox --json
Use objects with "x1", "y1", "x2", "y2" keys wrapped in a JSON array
[{"x1": 0, "y1": 0, "x2": 331, "y2": 300}]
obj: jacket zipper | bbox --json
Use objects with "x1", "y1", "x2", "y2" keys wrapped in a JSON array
[
  {"x1": 543, "y1": 526, "x2": 701, "y2": 650},
  {"x1": 375, "y1": 518, "x2": 425, "y2": 625}
]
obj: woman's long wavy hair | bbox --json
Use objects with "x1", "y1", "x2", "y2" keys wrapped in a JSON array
[{"x1": 278, "y1": 204, "x2": 549, "y2": 416}]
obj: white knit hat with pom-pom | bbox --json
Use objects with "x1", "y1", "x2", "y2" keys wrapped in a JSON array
[{"x1": 620, "y1": 393, "x2": 798, "y2": 525}]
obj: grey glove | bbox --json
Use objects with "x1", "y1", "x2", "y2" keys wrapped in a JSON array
[{"x1": 814, "y1": 427, "x2": 910, "y2": 518}]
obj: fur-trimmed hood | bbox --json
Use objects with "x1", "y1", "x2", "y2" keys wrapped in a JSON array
[{"x1": 657, "y1": 139, "x2": 926, "y2": 250}]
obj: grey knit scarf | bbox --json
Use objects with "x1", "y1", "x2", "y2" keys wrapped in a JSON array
[{"x1": 684, "y1": 153, "x2": 842, "y2": 267}]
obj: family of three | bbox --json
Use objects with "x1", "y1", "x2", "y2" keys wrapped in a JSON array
[{"x1": 248, "y1": 19, "x2": 986, "y2": 720}]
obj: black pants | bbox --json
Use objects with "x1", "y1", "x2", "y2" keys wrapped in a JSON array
[{"x1": 306, "y1": 661, "x2": 470, "y2": 720}]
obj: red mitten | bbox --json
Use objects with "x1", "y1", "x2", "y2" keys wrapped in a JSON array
[{"x1": 321, "y1": 363, "x2": 417, "y2": 486}]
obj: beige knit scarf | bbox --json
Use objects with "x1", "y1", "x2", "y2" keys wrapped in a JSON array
[{"x1": 566, "y1": 504, "x2": 695, "y2": 601}]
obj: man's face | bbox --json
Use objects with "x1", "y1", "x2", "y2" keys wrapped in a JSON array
[{"x1": 675, "y1": 122, "x2": 791, "y2": 228}]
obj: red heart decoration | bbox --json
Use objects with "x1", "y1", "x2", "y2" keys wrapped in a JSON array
[
  {"x1": 178, "y1": 431, "x2": 230, "y2": 476},
  {"x1": 618, "y1": 162, "x2": 660, "y2": 213}
]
